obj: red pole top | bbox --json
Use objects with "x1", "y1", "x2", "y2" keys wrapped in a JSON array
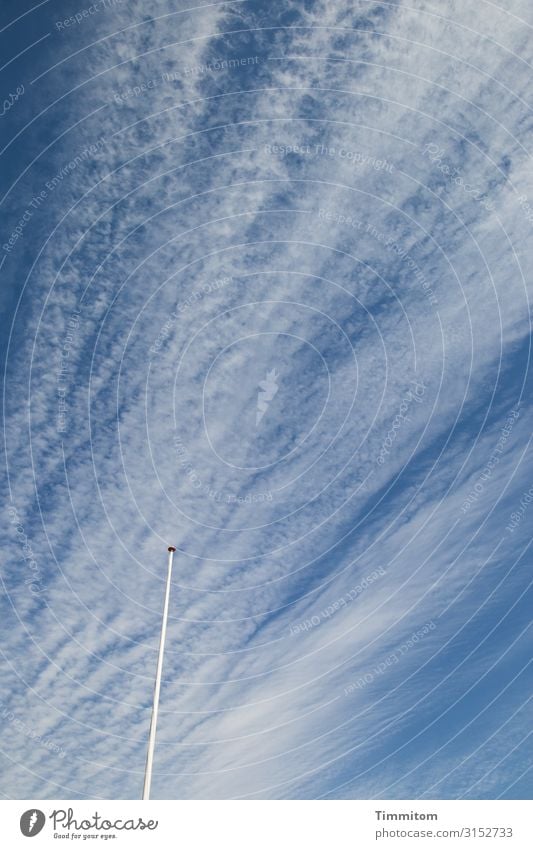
[{"x1": 167, "y1": 546, "x2": 176, "y2": 552}]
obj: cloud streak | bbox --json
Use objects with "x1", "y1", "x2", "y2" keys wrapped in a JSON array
[{"x1": 1, "y1": 0, "x2": 531, "y2": 800}]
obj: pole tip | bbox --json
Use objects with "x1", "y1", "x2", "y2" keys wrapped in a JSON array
[{"x1": 167, "y1": 546, "x2": 176, "y2": 552}]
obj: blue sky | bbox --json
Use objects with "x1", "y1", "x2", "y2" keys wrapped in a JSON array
[{"x1": 1, "y1": 0, "x2": 532, "y2": 799}]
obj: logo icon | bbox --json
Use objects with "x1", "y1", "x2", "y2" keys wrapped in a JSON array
[
  {"x1": 256, "y1": 368, "x2": 279, "y2": 426},
  {"x1": 20, "y1": 810, "x2": 45, "y2": 837}
]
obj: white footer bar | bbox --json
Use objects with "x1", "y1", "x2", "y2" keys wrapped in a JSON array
[{"x1": 3, "y1": 799, "x2": 531, "y2": 848}]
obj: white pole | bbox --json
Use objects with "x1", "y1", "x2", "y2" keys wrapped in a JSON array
[{"x1": 142, "y1": 545, "x2": 176, "y2": 800}]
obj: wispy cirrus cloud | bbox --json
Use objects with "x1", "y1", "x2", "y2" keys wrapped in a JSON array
[{"x1": 0, "y1": 0, "x2": 531, "y2": 800}]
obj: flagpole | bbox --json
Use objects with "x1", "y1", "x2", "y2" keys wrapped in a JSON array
[{"x1": 142, "y1": 545, "x2": 176, "y2": 800}]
